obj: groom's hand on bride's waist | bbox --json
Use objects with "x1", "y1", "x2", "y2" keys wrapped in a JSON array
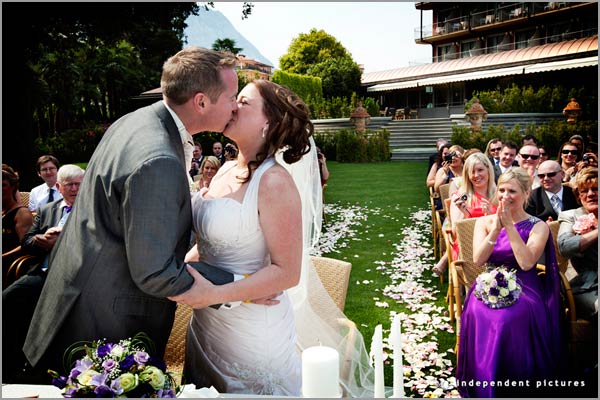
[{"x1": 250, "y1": 292, "x2": 283, "y2": 305}]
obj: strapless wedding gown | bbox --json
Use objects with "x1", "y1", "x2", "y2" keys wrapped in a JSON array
[{"x1": 184, "y1": 158, "x2": 301, "y2": 396}]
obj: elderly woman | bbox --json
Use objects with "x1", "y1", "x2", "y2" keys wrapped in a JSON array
[{"x1": 557, "y1": 167, "x2": 598, "y2": 320}]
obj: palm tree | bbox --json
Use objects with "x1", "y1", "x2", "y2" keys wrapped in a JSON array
[{"x1": 212, "y1": 38, "x2": 243, "y2": 55}]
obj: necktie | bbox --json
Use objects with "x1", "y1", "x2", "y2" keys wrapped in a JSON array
[
  {"x1": 48, "y1": 187, "x2": 54, "y2": 203},
  {"x1": 58, "y1": 206, "x2": 72, "y2": 228},
  {"x1": 550, "y1": 194, "x2": 562, "y2": 214}
]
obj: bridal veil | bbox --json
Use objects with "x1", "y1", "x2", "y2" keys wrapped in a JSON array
[{"x1": 277, "y1": 138, "x2": 375, "y2": 397}]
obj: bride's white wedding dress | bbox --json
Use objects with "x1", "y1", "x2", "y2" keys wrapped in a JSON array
[{"x1": 184, "y1": 158, "x2": 301, "y2": 396}]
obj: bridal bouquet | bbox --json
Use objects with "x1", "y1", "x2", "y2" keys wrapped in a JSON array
[
  {"x1": 49, "y1": 332, "x2": 180, "y2": 398},
  {"x1": 572, "y1": 213, "x2": 597, "y2": 234},
  {"x1": 473, "y1": 265, "x2": 522, "y2": 309}
]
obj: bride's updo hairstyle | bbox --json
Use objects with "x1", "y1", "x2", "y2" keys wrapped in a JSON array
[{"x1": 243, "y1": 80, "x2": 313, "y2": 182}]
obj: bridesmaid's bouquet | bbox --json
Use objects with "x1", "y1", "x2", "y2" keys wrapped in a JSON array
[
  {"x1": 473, "y1": 265, "x2": 522, "y2": 309},
  {"x1": 48, "y1": 332, "x2": 180, "y2": 398}
]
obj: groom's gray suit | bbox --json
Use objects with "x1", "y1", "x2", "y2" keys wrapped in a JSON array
[{"x1": 24, "y1": 101, "x2": 197, "y2": 371}]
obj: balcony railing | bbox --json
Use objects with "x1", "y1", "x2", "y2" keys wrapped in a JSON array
[{"x1": 414, "y1": 2, "x2": 583, "y2": 40}]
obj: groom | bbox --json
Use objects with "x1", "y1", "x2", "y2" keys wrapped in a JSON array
[{"x1": 22, "y1": 47, "x2": 240, "y2": 381}]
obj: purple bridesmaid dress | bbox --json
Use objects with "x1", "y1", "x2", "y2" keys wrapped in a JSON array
[{"x1": 455, "y1": 217, "x2": 566, "y2": 397}]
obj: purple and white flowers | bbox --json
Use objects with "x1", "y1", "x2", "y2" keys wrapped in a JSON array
[
  {"x1": 49, "y1": 333, "x2": 179, "y2": 398},
  {"x1": 474, "y1": 265, "x2": 522, "y2": 309}
]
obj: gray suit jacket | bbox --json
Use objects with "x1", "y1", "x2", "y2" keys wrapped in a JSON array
[{"x1": 24, "y1": 101, "x2": 195, "y2": 368}]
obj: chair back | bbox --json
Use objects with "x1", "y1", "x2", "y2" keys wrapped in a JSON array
[
  {"x1": 19, "y1": 191, "x2": 30, "y2": 208},
  {"x1": 454, "y1": 218, "x2": 483, "y2": 289},
  {"x1": 438, "y1": 183, "x2": 451, "y2": 207},
  {"x1": 311, "y1": 256, "x2": 352, "y2": 311},
  {"x1": 164, "y1": 303, "x2": 193, "y2": 384},
  {"x1": 547, "y1": 220, "x2": 568, "y2": 274}
]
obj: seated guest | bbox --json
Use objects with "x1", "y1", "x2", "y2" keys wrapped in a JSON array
[
  {"x1": 426, "y1": 143, "x2": 450, "y2": 190},
  {"x1": 569, "y1": 134, "x2": 585, "y2": 156},
  {"x1": 498, "y1": 141, "x2": 518, "y2": 174},
  {"x1": 557, "y1": 167, "x2": 598, "y2": 321},
  {"x1": 558, "y1": 141, "x2": 581, "y2": 183},
  {"x1": 28, "y1": 155, "x2": 63, "y2": 212},
  {"x1": 195, "y1": 156, "x2": 221, "y2": 190},
  {"x1": 485, "y1": 138, "x2": 502, "y2": 166},
  {"x1": 456, "y1": 168, "x2": 564, "y2": 397},
  {"x1": 433, "y1": 144, "x2": 464, "y2": 193},
  {"x1": 316, "y1": 147, "x2": 330, "y2": 188},
  {"x1": 447, "y1": 152, "x2": 497, "y2": 262},
  {"x1": 212, "y1": 141, "x2": 226, "y2": 165},
  {"x1": 428, "y1": 138, "x2": 449, "y2": 172},
  {"x1": 2, "y1": 164, "x2": 34, "y2": 253},
  {"x1": 525, "y1": 160, "x2": 578, "y2": 222},
  {"x1": 2, "y1": 164, "x2": 84, "y2": 383},
  {"x1": 537, "y1": 144, "x2": 549, "y2": 166},
  {"x1": 522, "y1": 133, "x2": 538, "y2": 146},
  {"x1": 517, "y1": 144, "x2": 541, "y2": 189},
  {"x1": 189, "y1": 143, "x2": 204, "y2": 179}
]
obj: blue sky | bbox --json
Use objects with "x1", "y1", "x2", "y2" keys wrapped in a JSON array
[{"x1": 214, "y1": 2, "x2": 433, "y2": 73}]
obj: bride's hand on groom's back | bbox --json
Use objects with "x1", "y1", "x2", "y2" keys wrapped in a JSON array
[{"x1": 250, "y1": 292, "x2": 282, "y2": 306}]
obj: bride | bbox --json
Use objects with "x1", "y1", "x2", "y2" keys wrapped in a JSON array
[{"x1": 169, "y1": 79, "x2": 375, "y2": 397}]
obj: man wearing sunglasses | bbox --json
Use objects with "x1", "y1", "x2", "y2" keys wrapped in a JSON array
[
  {"x1": 526, "y1": 160, "x2": 579, "y2": 222},
  {"x1": 518, "y1": 144, "x2": 542, "y2": 189}
]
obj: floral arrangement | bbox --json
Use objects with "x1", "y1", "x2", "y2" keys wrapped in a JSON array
[
  {"x1": 49, "y1": 333, "x2": 180, "y2": 398},
  {"x1": 572, "y1": 213, "x2": 597, "y2": 234},
  {"x1": 473, "y1": 265, "x2": 522, "y2": 309}
]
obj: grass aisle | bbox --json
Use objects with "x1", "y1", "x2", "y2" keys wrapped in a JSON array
[{"x1": 315, "y1": 161, "x2": 459, "y2": 398}]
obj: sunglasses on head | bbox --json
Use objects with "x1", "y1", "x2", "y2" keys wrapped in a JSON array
[
  {"x1": 562, "y1": 149, "x2": 578, "y2": 155},
  {"x1": 537, "y1": 171, "x2": 561, "y2": 179},
  {"x1": 519, "y1": 153, "x2": 539, "y2": 160}
]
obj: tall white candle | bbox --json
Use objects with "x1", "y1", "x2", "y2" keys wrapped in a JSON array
[
  {"x1": 372, "y1": 324, "x2": 385, "y2": 398},
  {"x1": 302, "y1": 345, "x2": 341, "y2": 398},
  {"x1": 391, "y1": 314, "x2": 405, "y2": 398}
]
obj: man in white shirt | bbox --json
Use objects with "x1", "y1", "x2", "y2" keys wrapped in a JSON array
[
  {"x1": 28, "y1": 155, "x2": 63, "y2": 212},
  {"x1": 498, "y1": 141, "x2": 518, "y2": 174}
]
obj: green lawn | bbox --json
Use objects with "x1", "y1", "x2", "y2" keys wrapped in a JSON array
[{"x1": 318, "y1": 161, "x2": 457, "y2": 397}]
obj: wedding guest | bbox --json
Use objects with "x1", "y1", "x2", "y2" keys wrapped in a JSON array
[
  {"x1": 484, "y1": 138, "x2": 502, "y2": 166},
  {"x1": 428, "y1": 138, "x2": 449, "y2": 173},
  {"x1": 557, "y1": 167, "x2": 598, "y2": 321},
  {"x1": 189, "y1": 143, "x2": 204, "y2": 179},
  {"x1": 224, "y1": 142, "x2": 238, "y2": 162},
  {"x1": 498, "y1": 141, "x2": 518, "y2": 174},
  {"x1": 195, "y1": 155, "x2": 221, "y2": 189},
  {"x1": 537, "y1": 144, "x2": 549, "y2": 166},
  {"x1": 447, "y1": 152, "x2": 497, "y2": 263},
  {"x1": 525, "y1": 160, "x2": 578, "y2": 222},
  {"x1": 28, "y1": 155, "x2": 63, "y2": 212},
  {"x1": 517, "y1": 144, "x2": 541, "y2": 189},
  {"x1": 212, "y1": 141, "x2": 226, "y2": 165},
  {"x1": 2, "y1": 164, "x2": 84, "y2": 383},
  {"x1": 2, "y1": 164, "x2": 33, "y2": 254},
  {"x1": 23, "y1": 47, "x2": 243, "y2": 383},
  {"x1": 433, "y1": 144, "x2": 464, "y2": 193},
  {"x1": 558, "y1": 142, "x2": 581, "y2": 184},
  {"x1": 170, "y1": 79, "x2": 312, "y2": 395},
  {"x1": 522, "y1": 133, "x2": 538, "y2": 146},
  {"x1": 456, "y1": 168, "x2": 564, "y2": 397},
  {"x1": 426, "y1": 143, "x2": 450, "y2": 189},
  {"x1": 569, "y1": 134, "x2": 585, "y2": 156},
  {"x1": 317, "y1": 146, "x2": 330, "y2": 188}
]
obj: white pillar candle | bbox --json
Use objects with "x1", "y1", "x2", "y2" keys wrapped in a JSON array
[
  {"x1": 302, "y1": 345, "x2": 340, "y2": 398},
  {"x1": 391, "y1": 314, "x2": 405, "y2": 398},
  {"x1": 372, "y1": 324, "x2": 385, "y2": 398}
]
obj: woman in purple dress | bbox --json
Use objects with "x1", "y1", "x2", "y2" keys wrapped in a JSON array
[{"x1": 455, "y1": 168, "x2": 565, "y2": 397}]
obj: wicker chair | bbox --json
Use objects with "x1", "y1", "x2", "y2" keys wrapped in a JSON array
[
  {"x1": 547, "y1": 220, "x2": 569, "y2": 274},
  {"x1": 164, "y1": 303, "x2": 193, "y2": 385},
  {"x1": 19, "y1": 191, "x2": 30, "y2": 208},
  {"x1": 311, "y1": 256, "x2": 352, "y2": 312}
]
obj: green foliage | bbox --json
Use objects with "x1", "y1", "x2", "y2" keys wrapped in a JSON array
[
  {"x1": 211, "y1": 38, "x2": 242, "y2": 54},
  {"x1": 451, "y1": 124, "x2": 522, "y2": 151},
  {"x1": 306, "y1": 57, "x2": 361, "y2": 99},
  {"x1": 362, "y1": 97, "x2": 381, "y2": 118},
  {"x1": 280, "y1": 28, "x2": 351, "y2": 74},
  {"x1": 465, "y1": 83, "x2": 592, "y2": 114},
  {"x1": 328, "y1": 129, "x2": 391, "y2": 163},
  {"x1": 272, "y1": 70, "x2": 323, "y2": 104},
  {"x1": 34, "y1": 124, "x2": 108, "y2": 163},
  {"x1": 308, "y1": 96, "x2": 380, "y2": 119}
]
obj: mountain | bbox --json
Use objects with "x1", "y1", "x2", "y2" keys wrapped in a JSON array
[{"x1": 184, "y1": 7, "x2": 274, "y2": 67}]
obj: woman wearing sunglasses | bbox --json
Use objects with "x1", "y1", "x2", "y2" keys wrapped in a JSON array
[{"x1": 558, "y1": 142, "x2": 581, "y2": 184}]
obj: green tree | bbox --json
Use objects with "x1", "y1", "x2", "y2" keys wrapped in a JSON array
[
  {"x1": 212, "y1": 38, "x2": 243, "y2": 55},
  {"x1": 307, "y1": 57, "x2": 361, "y2": 99},
  {"x1": 280, "y1": 29, "x2": 352, "y2": 74}
]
